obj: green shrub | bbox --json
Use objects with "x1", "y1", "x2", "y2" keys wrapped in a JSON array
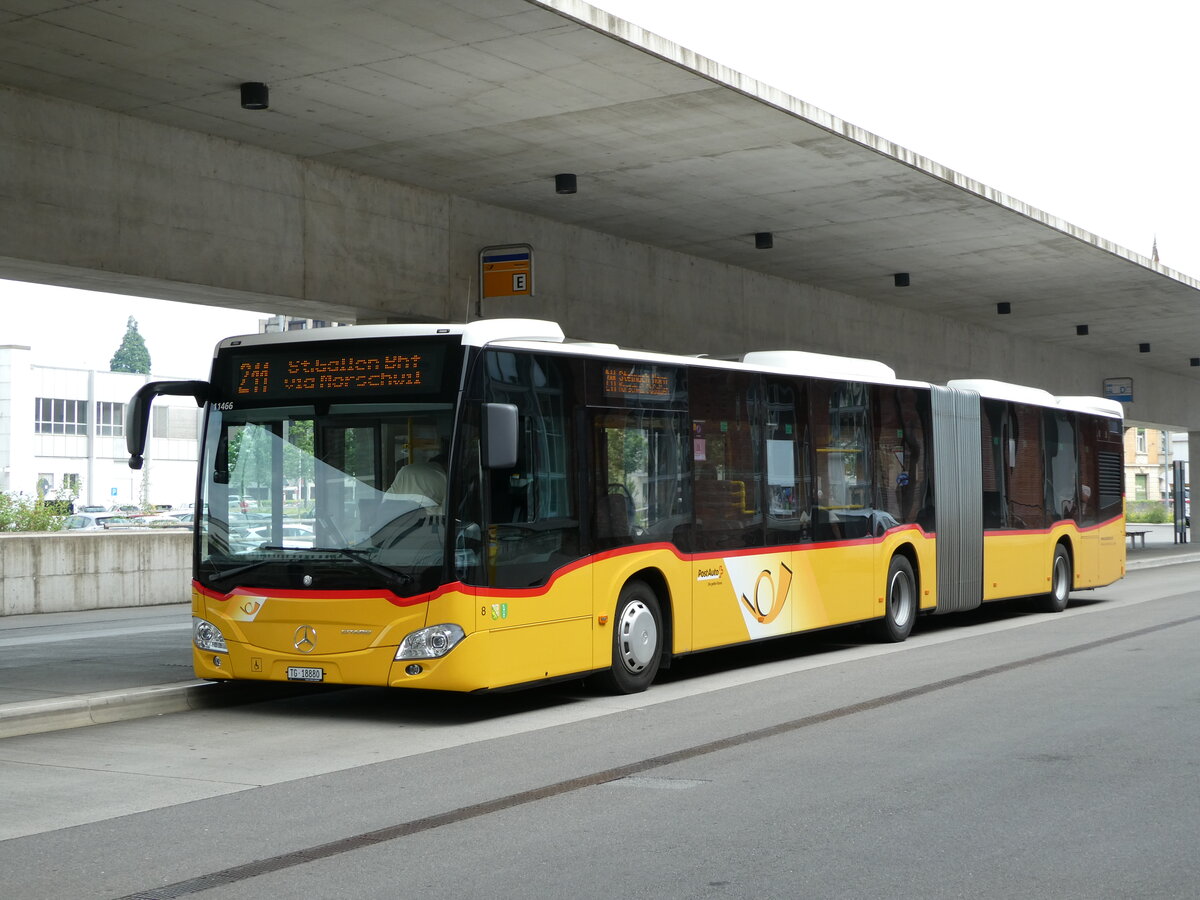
[
  {"x1": 0, "y1": 492, "x2": 65, "y2": 532},
  {"x1": 1126, "y1": 501, "x2": 1170, "y2": 524}
]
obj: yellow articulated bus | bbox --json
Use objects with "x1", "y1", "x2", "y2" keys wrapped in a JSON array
[{"x1": 126, "y1": 319, "x2": 1125, "y2": 694}]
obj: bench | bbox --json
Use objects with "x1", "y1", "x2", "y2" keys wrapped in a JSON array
[{"x1": 1126, "y1": 530, "x2": 1149, "y2": 549}]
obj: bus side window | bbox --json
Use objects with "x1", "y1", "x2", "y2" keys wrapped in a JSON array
[
  {"x1": 591, "y1": 409, "x2": 691, "y2": 550},
  {"x1": 1007, "y1": 404, "x2": 1046, "y2": 529},
  {"x1": 764, "y1": 378, "x2": 812, "y2": 545},
  {"x1": 483, "y1": 351, "x2": 582, "y2": 589},
  {"x1": 811, "y1": 380, "x2": 873, "y2": 541},
  {"x1": 980, "y1": 399, "x2": 1007, "y2": 529},
  {"x1": 874, "y1": 386, "x2": 930, "y2": 531},
  {"x1": 690, "y1": 369, "x2": 764, "y2": 551}
]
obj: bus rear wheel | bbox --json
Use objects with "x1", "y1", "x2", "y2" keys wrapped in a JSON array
[
  {"x1": 875, "y1": 555, "x2": 916, "y2": 643},
  {"x1": 1037, "y1": 545, "x2": 1072, "y2": 613},
  {"x1": 597, "y1": 580, "x2": 662, "y2": 694}
]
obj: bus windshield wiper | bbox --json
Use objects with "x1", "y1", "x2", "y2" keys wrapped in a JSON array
[
  {"x1": 205, "y1": 558, "x2": 276, "y2": 586},
  {"x1": 307, "y1": 546, "x2": 416, "y2": 589}
]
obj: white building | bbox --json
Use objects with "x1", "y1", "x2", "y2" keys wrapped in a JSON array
[{"x1": 0, "y1": 345, "x2": 201, "y2": 509}]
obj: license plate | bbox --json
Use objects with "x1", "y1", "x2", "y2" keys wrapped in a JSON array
[{"x1": 287, "y1": 666, "x2": 324, "y2": 682}]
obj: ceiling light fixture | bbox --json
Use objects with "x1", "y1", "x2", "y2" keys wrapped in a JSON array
[
  {"x1": 755, "y1": 232, "x2": 773, "y2": 250},
  {"x1": 240, "y1": 82, "x2": 269, "y2": 110},
  {"x1": 893, "y1": 273, "x2": 910, "y2": 287},
  {"x1": 554, "y1": 173, "x2": 577, "y2": 194}
]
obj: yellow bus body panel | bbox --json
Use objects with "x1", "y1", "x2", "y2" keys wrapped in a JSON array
[
  {"x1": 981, "y1": 516, "x2": 1125, "y2": 602},
  {"x1": 191, "y1": 516, "x2": 1118, "y2": 692},
  {"x1": 192, "y1": 585, "x2": 431, "y2": 686}
]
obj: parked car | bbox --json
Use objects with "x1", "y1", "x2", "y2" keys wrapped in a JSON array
[
  {"x1": 235, "y1": 522, "x2": 315, "y2": 549},
  {"x1": 61, "y1": 513, "x2": 137, "y2": 531},
  {"x1": 136, "y1": 515, "x2": 192, "y2": 529},
  {"x1": 77, "y1": 505, "x2": 109, "y2": 513}
]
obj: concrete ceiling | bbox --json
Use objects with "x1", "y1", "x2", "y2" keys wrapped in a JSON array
[{"x1": 2, "y1": 0, "x2": 1198, "y2": 377}]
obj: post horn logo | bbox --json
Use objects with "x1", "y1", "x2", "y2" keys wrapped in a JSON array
[
  {"x1": 293, "y1": 625, "x2": 317, "y2": 653},
  {"x1": 740, "y1": 562, "x2": 793, "y2": 625}
]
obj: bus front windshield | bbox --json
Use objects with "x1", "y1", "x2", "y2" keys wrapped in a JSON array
[{"x1": 198, "y1": 402, "x2": 456, "y2": 596}]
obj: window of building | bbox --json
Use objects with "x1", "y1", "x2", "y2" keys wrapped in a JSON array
[
  {"x1": 96, "y1": 401, "x2": 125, "y2": 436},
  {"x1": 153, "y1": 406, "x2": 200, "y2": 440},
  {"x1": 1135, "y1": 473, "x2": 1148, "y2": 501},
  {"x1": 1136, "y1": 429, "x2": 1147, "y2": 453},
  {"x1": 35, "y1": 398, "x2": 88, "y2": 435}
]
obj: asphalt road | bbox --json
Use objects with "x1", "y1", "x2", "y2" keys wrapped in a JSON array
[{"x1": 1, "y1": 562, "x2": 1198, "y2": 899}]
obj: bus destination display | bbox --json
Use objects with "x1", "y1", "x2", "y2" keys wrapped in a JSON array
[
  {"x1": 222, "y1": 341, "x2": 449, "y2": 401},
  {"x1": 603, "y1": 365, "x2": 674, "y2": 400}
]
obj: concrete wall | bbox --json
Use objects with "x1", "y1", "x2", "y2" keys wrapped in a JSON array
[
  {"x1": 0, "y1": 531, "x2": 190, "y2": 616},
  {"x1": 0, "y1": 85, "x2": 452, "y2": 324},
  {"x1": 449, "y1": 196, "x2": 1200, "y2": 424},
  {"x1": 4, "y1": 85, "x2": 1199, "y2": 429}
]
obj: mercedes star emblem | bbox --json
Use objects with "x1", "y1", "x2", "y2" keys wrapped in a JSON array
[{"x1": 293, "y1": 624, "x2": 317, "y2": 653}]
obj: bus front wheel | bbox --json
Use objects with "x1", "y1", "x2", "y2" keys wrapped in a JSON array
[
  {"x1": 1037, "y1": 545, "x2": 1072, "y2": 613},
  {"x1": 875, "y1": 555, "x2": 916, "y2": 643},
  {"x1": 597, "y1": 580, "x2": 663, "y2": 694}
]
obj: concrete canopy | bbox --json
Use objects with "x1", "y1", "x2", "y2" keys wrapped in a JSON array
[{"x1": 1, "y1": 0, "x2": 1198, "y2": 387}]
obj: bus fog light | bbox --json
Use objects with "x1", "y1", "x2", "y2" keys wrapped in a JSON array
[
  {"x1": 193, "y1": 617, "x2": 228, "y2": 653},
  {"x1": 396, "y1": 624, "x2": 465, "y2": 660},
  {"x1": 406, "y1": 664, "x2": 422, "y2": 676}
]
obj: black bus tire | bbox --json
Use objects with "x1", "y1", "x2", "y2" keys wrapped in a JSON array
[
  {"x1": 876, "y1": 554, "x2": 917, "y2": 643},
  {"x1": 1037, "y1": 544, "x2": 1072, "y2": 613},
  {"x1": 597, "y1": 580, "x2": 663, "y2": 694}
]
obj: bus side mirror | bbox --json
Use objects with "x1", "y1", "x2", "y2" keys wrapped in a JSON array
[
  {"x1": 483, "y1": 403, "x2": 519, "y2": 470},
  {"x1": 127, "y1": 380, "x2": 212, "y2": 469}
]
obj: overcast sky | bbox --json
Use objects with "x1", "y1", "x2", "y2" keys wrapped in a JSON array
[
  {"x1": 595, "y1": 0, "x2": 1200, "y2": 272},
  {"x1": 6, "y1": 0, "x2": 1196, "y2": 376}
]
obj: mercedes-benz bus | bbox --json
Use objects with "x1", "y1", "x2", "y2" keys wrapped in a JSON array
[{"x1": 126, "y1": 319, "x2": 1125, "y2": 693}]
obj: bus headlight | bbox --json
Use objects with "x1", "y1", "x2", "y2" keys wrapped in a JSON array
[
  {"x1": 193, "y1": 617, "x2": 228, "y2": 653},
  {"x1": 396, "y1": 624, "x2": 465, "y2": 660}
]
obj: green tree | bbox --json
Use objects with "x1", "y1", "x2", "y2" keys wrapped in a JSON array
[{"x1": 110, "y1": 316, "x2": 152, "y2": 374}]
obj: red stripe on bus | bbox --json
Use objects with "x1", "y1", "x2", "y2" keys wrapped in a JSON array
[{"x1": 192, "y1": 515, "x2": 1116, "y2": 608}]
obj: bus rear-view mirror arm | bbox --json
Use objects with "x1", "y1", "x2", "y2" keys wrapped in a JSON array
[
  {"x1": 127, "y1": 380, "x2": 212, "y2": 470},
  {"x1": 483, "y1": 402, "x2": 519, "y2": 470}
]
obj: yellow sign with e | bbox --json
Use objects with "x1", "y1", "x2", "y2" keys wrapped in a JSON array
[{"x1": 480, "y1": 244, "x2": 533, "y2": 299}]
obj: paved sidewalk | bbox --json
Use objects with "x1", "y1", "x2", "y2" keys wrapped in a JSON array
[
  {"x1": 1, "y1": 524, "x2": 1197, "y2": 739},
  {"x1": 0, "y1": 604, "x2": 291, "y2": 739}
]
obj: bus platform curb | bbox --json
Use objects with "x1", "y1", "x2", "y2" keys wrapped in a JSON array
[
  {"x1": 1125, "y1": 550, "x2": 1200, "y2": 571},
  {"x1": 0, "y1": 680, "x2": 303, "y2": 740}
]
